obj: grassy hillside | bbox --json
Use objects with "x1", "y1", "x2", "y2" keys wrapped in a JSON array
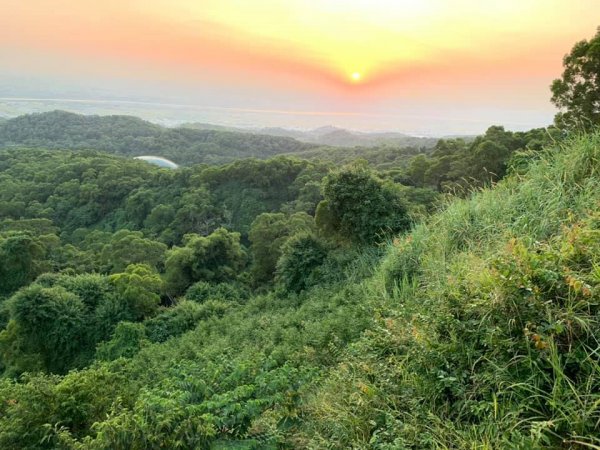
[
  {"x1": 0, "y1": 132, "x2": 597, "y2": 449},
  {"x1": 0, "y1": 111, "x2": 314, "y2": 165},
  {"x1": 300, "y1": 132, "x2": 600, "y2": 448}
]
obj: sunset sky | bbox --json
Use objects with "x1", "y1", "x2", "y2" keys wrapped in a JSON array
[{"x1": 1, "y1": 1, "x2": 599, "y2": 134}]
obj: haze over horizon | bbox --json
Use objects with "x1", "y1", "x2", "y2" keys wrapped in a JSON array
[{"x1": 1, "y1": 1, "x2": 599, "y2": 134}]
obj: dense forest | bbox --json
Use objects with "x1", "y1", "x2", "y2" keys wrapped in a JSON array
[{"x1": 0, "y1": 29, "x2": 598, "y2": 449}]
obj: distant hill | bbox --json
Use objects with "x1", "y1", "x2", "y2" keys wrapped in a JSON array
[
  {"x1": 176, "y1": 122, "x2": 246, "y2": 132},
  {"x1": 0, "y1": 111, "x2": 447, "y2": 169},
  {"x1": 181, "y1": 122, "x2": 443, "y2": 148},
  {"x1": 0, "y1": 111, "x2": 314, "y2": 165}
]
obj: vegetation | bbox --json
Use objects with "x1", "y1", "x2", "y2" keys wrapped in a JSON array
[
  {"x1": 183, "y1": 123, "x2": 441, "y2": 148},
  {"x1": 164, "y1": 228, "x2": 246, "y2": 296},
  {"x1": 399, "y1": 125, "x2": 560, "y2": 193},
  {"x1": 300, "y1": 131, "x2": 600, "y2": 448},
  {"x1": 283, "y1": 143, "x2": 436, "y2": 170},
  {"x1": 248, "y1": 212, "x2": 315, "y2": 284},
  {"x1": 0, "y1": 126, "x2": 597, "y2": 448},
  {"x1": 0, "y1": 149, "x2": 330, "y2": 245}
]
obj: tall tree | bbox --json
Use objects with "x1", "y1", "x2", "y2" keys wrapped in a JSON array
[
  {"x1": 0, "y1": 284, "x2": 87, "y2": 373},
  {"x1": 316, "y1": 162, "x2": 410, "y2": 244},
  {"x1": 164, "y1": 228, "x2": 246, "y2": 295},
  {"x1": 276, "y1": 233, "x2": 327, "y2": 293},
  {"x1": 248, "y1": 212, "x2": 315, "y2": 284},
  {"x1": 0, "y1": 233, "x2": 50, "y2": 296},
  {"x1": 551, "y1": 27, "x2": 600, "y2": 130},
  {"x1": 99, "y1": 230, "x2": 167, "y2": 273},
  {"x1": 109, "y1": 264, "x2": 164, "y2": 320}
]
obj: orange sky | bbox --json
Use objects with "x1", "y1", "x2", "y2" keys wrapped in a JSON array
[{"x1": 1, "y1": 0, "x2": 599, "y2": 133}]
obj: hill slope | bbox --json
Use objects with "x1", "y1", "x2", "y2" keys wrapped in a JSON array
[
  {"x1": 0, "y1": 133, "x2": 598, "y2": 448},
  {"x1": 300, "y1": 132, "x2": 600, "y2": 447}
]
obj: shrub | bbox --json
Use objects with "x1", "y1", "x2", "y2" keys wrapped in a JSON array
[{"x1": 96, "y1": 322, "x2": 148, "y2": 361}]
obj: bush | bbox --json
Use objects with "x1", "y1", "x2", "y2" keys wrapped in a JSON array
[
  {"x1": 96, "y1": 322, "x2": 148, "y2": 361},
  {"x1": 109, "y1": 264, "x2": 163, "y2": 320}
]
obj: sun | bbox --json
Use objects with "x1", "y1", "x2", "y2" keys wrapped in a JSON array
[{"x1": 351, "y1": 72, "x2": 362, "y2": 82}]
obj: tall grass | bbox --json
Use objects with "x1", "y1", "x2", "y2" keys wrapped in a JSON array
[{"x1": 298, "y1": 132, "x2": 600, "y2": 448}]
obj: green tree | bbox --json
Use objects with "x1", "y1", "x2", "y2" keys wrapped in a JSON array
[
  {"x1": 468, "y1": 140, "x2": 511, "y2": 181},
  {"x1": 551, "y1": 27, "x2": 600, "y2": 130},
  {"x1": 248, "y1": 212, "x2": 315, "y2": 284},
  {"x1": 173, "y1": 187, "x2": 224, "y2": 238},
  {"x1": 0, "y1": 233, "x2": 50, "y2": 296},
  {"x1": 0, "y1": 284, "x2": 87, "y2": 373},
  {"x1": 185, "y1": 281, "x2": 248, "y2": 304},
  {"x1": 144, "y1": 300, "x2": 213, "y2": 343},
  {"x1": 124, "y1": 188, "x2": 156, "y2": 228},
  {"x1": 46, "y1": 273, "x2": 115, "y2": 310},
  {"x1": 99, "y1": 230, "x2": 167, "y2": 273},
  {"x1": 144, "y1": 204, "x2": 175, "y2": 231},
  {"x1": 109, "y1": 264, "x2": 164, "y2": 320},
  {"x1": 316, "y1": 163, "x2": 410, "y2": 244},
  {"x1": 405, "y1": 154, "x2": 431, "y2": 187},
  {"x1": 96, "y1": 322, "x2": 148, "y2": 361},
  {"x1": 276, "y1": 233, "x2": 327, "y2": 293},
  {"x1": 164, "y1": 228, "x2": 246, "y2": 295}
]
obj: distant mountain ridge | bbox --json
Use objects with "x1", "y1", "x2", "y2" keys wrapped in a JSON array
[
  {"x1": 182, "y1": 122, "x2": 443, "y2": 148},
  {"x1": 0, "y1": 111, "x2": 451, "y2": 169},
  {"x1": 0, "y1": 110, "x2": 315, "y2": 165}
]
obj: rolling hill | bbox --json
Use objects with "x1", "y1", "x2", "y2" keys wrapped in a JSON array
[{"x1": 0, "y1": 111, "x2": 315, "y2": 165}]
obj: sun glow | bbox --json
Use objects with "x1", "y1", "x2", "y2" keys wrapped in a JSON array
[
  {"x1": 141, "y1": 0, "x2": 577, "y2": 85},
  {"x1": 2, "y1": 0, "x2": 599, "y2": 115}
]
